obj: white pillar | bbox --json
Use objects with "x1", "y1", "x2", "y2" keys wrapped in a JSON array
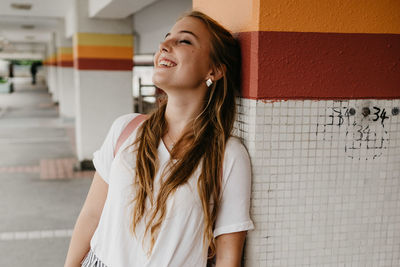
[
  {"x1": 46, "y1": 32, "x2": 58, "y2": 103},
  {"x1": 71, "y1": 0, "x2": 133, "y2": 163},
  {"x1": 56, "y1": 20, "x2": 75, "y2": 119}
]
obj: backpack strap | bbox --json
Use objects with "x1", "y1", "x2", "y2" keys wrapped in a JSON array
[{"x1": 113, "y1": 114, "x2": 147, "y2": 157}]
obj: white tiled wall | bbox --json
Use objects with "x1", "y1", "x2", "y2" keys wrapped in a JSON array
[{"x1": 236, "y1": 98, "x2": 400, "y2": 267}]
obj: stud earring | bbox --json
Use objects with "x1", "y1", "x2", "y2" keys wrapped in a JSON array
[{"x1": 206, "y1": 78, "x2": 213, "y2": 87}]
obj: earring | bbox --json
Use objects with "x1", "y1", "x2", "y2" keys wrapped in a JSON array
[{"x1": 206, "y1": 78, "x2": 213, "y2": 87}]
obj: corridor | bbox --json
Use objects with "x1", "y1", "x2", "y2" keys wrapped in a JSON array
[{"x1": 0, "y1": 78, "x2": 93, "y2": 266}]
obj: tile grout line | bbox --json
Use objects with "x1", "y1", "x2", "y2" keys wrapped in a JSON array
[
  {"x1": 0, "y1": 229, "x2": 73, "y2": 241},
  {"x1": 0, "y1": 158, "x2": 94, "y2": 179}
]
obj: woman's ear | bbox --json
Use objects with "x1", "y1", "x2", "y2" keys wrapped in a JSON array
[{"x1": 208, "y1": 64, "x2": 226, "y2": 82}]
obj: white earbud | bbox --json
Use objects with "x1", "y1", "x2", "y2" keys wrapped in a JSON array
[{"x1": 206, "y1": 78, "x2": 213, "y2": 87}]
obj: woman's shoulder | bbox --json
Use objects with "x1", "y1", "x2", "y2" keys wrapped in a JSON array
[
  {"x1": 221, "y1": 136, "x2": 252, "y2": 186},
  {"x1": 224, "y1": 136, "x2": 250, "y2": 161},
  {"x1": 106, "y1": 113, "x2": 144, "y2": 139},
  {"x1": 113, "y1": 113, "x2": 143, "y2": 126}
]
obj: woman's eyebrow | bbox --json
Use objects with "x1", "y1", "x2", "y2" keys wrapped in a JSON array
[{"x1": 164, "y1": 31, "x2": 198, "y2": 40}]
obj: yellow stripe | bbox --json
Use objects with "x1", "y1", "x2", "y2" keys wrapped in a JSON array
[
  {"x1": 75, "y1": 46, "x2": 133, "y2": 59},
  {"x1": 48, "y1": 53, "x2": 57, "y2": 60},
  {"x1": 58, "y1": 47, "x2": 73, "y2": 54},
  {"x1": 74, "y1": 33, "x2": 133, "y2": 47}
]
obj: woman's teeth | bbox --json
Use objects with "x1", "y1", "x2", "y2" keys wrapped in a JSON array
[{"x1": 159, "y1": 60, "x2": 176, "y2": 67}]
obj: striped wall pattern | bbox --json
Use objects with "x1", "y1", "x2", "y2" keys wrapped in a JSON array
[
  {"x1": 194, "y1": 0, "x2": 400, "y2": 266},
  {"x1": 73, "y1": 33, "x2": 133, "y2": 71},
  {"x1": 57, "y1": 47, "x2": 73, "y2": 67},
  {"x1": 43, "y1": 53, "x2": 57, "y2": 66},
  {"x1": 238, "y1": 31, "x2": 400, "y2": 100}
]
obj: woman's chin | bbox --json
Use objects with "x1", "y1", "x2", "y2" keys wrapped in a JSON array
[
  {"x1": 152, "y1": 78, "x2": 166, "y2": 90},
  {"x1": 152, "y1": 75, "x2": 162, "y2": 87}
]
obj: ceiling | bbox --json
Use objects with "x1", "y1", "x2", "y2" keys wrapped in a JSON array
[
  {"x1": 0, "y1": 0, "x2": 157, "y2": 58},
  {"x1": 0, "y1": 0, "x2": 70, "y2": 18},
  {"x1": 0, "y1": 0, "x2": 70, "y2": 55}
]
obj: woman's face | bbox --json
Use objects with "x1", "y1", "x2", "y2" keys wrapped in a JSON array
[{"x1": 152, "y1": 16, "x2": 213, "y2": 92}]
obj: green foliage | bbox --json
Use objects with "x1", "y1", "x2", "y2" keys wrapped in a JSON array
[
  {"x1": 0, "y1": 77, "x2": 8, "y2": 84},
  {"x1": 10, "y1": 60, "x2": 42, "y2": 66}
]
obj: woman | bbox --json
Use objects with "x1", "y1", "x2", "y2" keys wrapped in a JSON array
[{"x1": 64, "y1": 10, "x2": 253, "y2": 267}]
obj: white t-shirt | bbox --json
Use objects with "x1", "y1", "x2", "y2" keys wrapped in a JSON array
[{"x1": 91, "y1": 113, "x2": 254, "y2": 267}]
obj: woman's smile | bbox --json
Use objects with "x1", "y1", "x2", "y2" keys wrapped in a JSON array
[{"x1": 157, "y1": 57, "x2": 177, "y2": 68}]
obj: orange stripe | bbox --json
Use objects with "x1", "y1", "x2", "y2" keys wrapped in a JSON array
[
  {"x1": 47, "y1": 57, "x2": 57, "y2": 66},
  {"x1": 193, "y1": 0, "x2": 400, "y2": 34},
  {"x1": 75, "y1": 46, "x2": 133, "y2": 59},
  {"x1": 193, "y1": 0, "x2": 258, "y2": 33},
  {"x1": 258, "y1": 0, "x2": 400, "y2": 34},
  {"x1": 58, "y1": 54, "x2": 73, "y2": 61}
]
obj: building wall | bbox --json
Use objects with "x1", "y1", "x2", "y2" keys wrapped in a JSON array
[
  {"x1": 132, "y1": 0, "x2": 192, "y2": 54},
  {"x1": 235, "y1": 98, "x2": 400, "y2": 266},
  {"x1": 195, "y1": 0, "x2": 400, "y2": 266}
]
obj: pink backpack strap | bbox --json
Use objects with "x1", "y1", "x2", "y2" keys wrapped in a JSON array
[{"x1": 114, "y1": 114, "x2": 147, "y2": 157}]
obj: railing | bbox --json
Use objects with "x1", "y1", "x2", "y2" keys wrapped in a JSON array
[{"x1": 134, "y1": 77, "x2": 158, "y2": 114}]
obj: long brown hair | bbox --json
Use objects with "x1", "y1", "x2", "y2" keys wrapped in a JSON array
[{"x1": 129, "y1": 10, "x2": 241, "y2": 257}]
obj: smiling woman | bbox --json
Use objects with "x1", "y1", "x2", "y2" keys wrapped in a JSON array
[
  {"x1": 64, "y1": 10, "x2": 254, "y2": 267},
  {"x1": 153, "y1": 16, "x2": 214, "y2": 96}
]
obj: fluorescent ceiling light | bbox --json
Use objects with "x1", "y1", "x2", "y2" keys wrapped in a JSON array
[
  {"x1": 10, "y1": 3, "x2": 32, "y2": 10},
  {"x1": 21, "y1": 24, "x2": 35, "y2": 30}
]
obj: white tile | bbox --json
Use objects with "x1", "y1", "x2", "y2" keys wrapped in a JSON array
[{"x1": 240, "y1": 98, "x2": 400, "y2": 266}]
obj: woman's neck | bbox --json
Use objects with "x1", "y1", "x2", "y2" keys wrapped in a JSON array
[{"x1": 164, "y1": 90, "x2": 206, "y2": 139}]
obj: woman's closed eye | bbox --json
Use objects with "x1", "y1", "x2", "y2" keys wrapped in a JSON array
[{"x1": 179, "y1": 39, "x2": 192, "y2": 45}]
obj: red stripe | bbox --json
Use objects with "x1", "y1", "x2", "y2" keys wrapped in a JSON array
[
  {"x1": 238, "y1": 31, "x2": 400, "y2": 100},
  {"x1": 58, "y1": 61, "x2": 73, "y2": 67},
  {"x1": 74, "y1": 58, "x2": 133, "y2": 70}
]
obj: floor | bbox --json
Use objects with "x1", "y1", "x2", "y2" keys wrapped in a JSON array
[{"x1": 0, "y1": 78, "x2": 93, "y2": 267}]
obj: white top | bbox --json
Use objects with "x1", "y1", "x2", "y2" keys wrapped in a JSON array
[{"x1": 91, "y1": 113, "x2": 254, "y2": 267}]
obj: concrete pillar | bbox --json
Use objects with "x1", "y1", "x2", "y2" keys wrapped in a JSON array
[
  {"x1": 47, "y1": 32, "x2": 59, "y2": 103},
  {"x1": 56, "y1": 21, "x2": 75, "y2": 120},
  {"x1": 43, "y1": 32, "x2": 58, "y2": 103},
  {"x1": 57, "y1": 46, "x2": 75, "y2": 119},
  {"x1": 70, "y1": 0, "x2": 133, "y2": 164},
  {"x1": 194, "y1": 0, "x2": 400, "y2": 266}
]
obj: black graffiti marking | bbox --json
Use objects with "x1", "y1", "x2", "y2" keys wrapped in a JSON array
[
  {"x1": 326, "y1": 107, "x2": 349, "y2": 126},
  {"x1": 315, "y1": 105, "x2": 391, "y2": 160},
  {"x1": 371, "y1": 107, "x2": 389, "y2": 126},
  {"x1": 317, "y1": 106, "x2": 391, "y2": 131}
]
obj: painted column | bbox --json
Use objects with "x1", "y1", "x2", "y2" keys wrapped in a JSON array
[
  {"x1": 47, "y1": 33, "x2": 59, "y2": 103},
  {"x1": 56, "y1": 19, "x2": 75, "y2": 120},
  {"x1": 57, "y1": 46, "x2": 75, "y2": 119},
  {"x1": 194, "y1": 0, "x2": 400, "y2": 266},
  {"x1": 43, "y1": 50, "x2": 57, "y2": 95},
  {"x1": 71, "y1": 0, "x2": 133, "y2": 164}
]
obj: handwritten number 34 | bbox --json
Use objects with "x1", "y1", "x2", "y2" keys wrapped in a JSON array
[{"x1": 371, "y1": 107, "x2": 389, "y2": 126}]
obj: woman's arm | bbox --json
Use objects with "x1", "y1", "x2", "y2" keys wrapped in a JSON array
[
  {"x1": 64, "y1": 172, "x2": 109, "y2": 267},
  {"x1": 215, "y1": 231, "x2": 247, "y2": 267}
]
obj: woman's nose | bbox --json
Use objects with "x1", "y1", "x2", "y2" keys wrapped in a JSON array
[{"x1": 159, "y1": 39, "x2": 171, "y2": 53}]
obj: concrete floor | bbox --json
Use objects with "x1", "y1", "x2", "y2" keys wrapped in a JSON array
[{"x1": 0, "y1": 78, "x2": 92, "y2": 267}]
